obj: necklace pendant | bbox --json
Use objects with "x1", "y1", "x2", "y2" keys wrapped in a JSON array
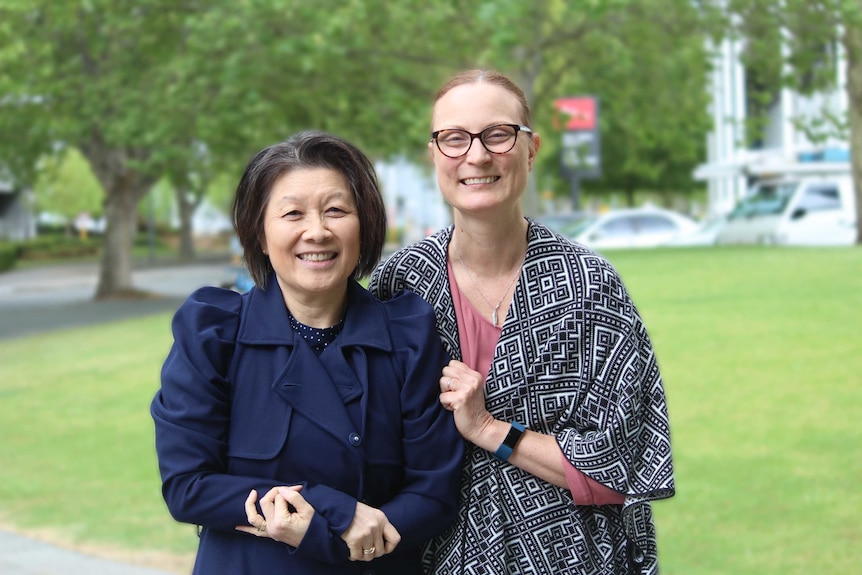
[{"x1": 492, "y1": 309, "x2": 498, "y2": 326}]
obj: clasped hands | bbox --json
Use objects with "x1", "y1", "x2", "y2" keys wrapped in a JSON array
[{"x1": 235, "y1": 486, "x2": 401, "y2": 562}]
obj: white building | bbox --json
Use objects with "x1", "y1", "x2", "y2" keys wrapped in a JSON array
[
  {"x1": 694, "y1": 32, "x2": 850, "y2": 216},
  {"x1": 376, "y1": 157, "x2": 451, "y2": 247},
  {"x1": 0, "y1": 173, "x2": 35, "y2": 241}
]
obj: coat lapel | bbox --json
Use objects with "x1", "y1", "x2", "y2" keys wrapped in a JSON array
[
  {"x1": 238, "y1": 278, "x2": 393, "y2": 446},
  {"x1": 272, "y1": 341, "x2": 357, "y2": 445}
]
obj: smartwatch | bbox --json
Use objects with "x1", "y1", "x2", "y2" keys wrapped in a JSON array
[{"x1": 493, "y1": 421, "x2": 526, "y2": 462}]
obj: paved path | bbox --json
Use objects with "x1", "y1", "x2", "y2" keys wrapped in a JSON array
[
  {"x1": 0, "y1": 260, "x2": 236, "y2": 573},
  {"x1": 0, "y1": 529, "x2": 180, "y2": 575},
  {"x1": 0, "y1": 260, "x2": 237, "y2": 340}
]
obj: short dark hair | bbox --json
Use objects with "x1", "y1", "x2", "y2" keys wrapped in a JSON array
[{"x1": 232, "y1": 131, "x2": 387, "y2": 288}]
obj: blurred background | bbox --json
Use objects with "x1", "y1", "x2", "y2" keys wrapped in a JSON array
[
  {"x1": 1, "y1": 1, "x2": 860, "y2": 574},
  {"x1": 0, "y1": 0, "x2": 858, "y2": 295}
]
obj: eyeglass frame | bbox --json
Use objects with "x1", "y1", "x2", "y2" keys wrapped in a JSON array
[{"x1": 430, "y1": 123, "x2": 533, "y2": 158}]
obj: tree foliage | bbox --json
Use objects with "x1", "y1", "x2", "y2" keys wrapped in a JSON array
[
  {"x1": 718, "y1": 0, "x2": 862, "y2": 243},
  {"x1": 0, "y1": 1, "x2": 202, "y2": 297},
  {"x1": 0, "y1": 0, "x2": 719, "y2": 297},
  {"x1": 33, "y1": 147, "x2": 103, "y2": 221}
]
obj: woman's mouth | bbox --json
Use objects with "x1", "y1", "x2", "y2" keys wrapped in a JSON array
[
  {"x1": 298, "y1": 252, "x2": 336, "y2": 262},
  {"x1": 461, "y1": 176, "x2": 499, "y2": 185}
]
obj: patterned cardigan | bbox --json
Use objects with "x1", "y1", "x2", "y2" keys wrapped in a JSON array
[{"x1": 368, "y1": 221, "x2": 675, "y2": 575}]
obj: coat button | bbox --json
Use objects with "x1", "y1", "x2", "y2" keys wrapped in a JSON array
[{"x1": 349, "y1": 432, "x2": 362, "y2": 446}]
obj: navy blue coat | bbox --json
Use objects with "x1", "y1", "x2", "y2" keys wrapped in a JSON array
[{"x1": 151, "y1": 278, "x2": 463, "y2": 574}]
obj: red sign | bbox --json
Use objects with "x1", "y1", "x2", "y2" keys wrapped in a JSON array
[{"x1": 554, "y1": 97, "x2": 597, "y2": 131}]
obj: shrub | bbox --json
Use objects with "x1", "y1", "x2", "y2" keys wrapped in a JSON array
[
  {"x1": 17, "y1": 236, "x2": 100, "y2": 260},
  {"x1": 0, "y1": 241, "x2": 18, "y2": 271}
]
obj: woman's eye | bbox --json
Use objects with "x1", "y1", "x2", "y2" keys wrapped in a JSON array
[{"x1": 443, "y1": 134, "x2": 467, "y2": 145}]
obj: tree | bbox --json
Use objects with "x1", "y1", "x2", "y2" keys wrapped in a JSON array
[
  {"x1": 1, "y1": 0, "x2": 469, "y2": 297},
  {"x1": 571, "y1": 1, "x2": 713, "y2": 209},
  {"x1": 1, "y1": 0, "x2": 723, "y2": 295},
  {"x1": 719, "y1": 0, "x2": 862, "y2": 244},
  {"x1": 0, "y1": 1, "x2": 205, "y2": 297},
  {"x1": 33, "y1": 147, "x2": 104, "y2": 232},
  {"x1": 414, "y1": 0, "x2": 713, "y2": 213},
  {"x1": 842, "y1": 6, "x2": 862, "y2": 244}
]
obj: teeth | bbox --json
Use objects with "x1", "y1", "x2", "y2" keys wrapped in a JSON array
[
  {"x1": 463, "y1": 177, "x2": 497, "y2": 185},
  {"x1": 300, "y1": 253, "x2": 335, "y2": 262}
]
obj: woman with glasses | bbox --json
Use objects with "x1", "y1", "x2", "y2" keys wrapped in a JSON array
[
  {"x1": 370, "y1": 70, "x2": 675, "y2": 574},
  {"x1": 152, "y1": 131, "x2": 463, "y2": 574}
]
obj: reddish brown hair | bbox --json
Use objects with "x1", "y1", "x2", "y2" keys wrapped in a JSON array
[{"x1": 433, "y1": 69, "x2": 532, "y2": 127}]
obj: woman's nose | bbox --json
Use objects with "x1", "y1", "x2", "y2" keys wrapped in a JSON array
[
  {"x1": 303, "y1": 215, "x2": 331, "y2": 239},
  {"x1": 464, "y1": 137, "x2": 492, "y2": 164}
]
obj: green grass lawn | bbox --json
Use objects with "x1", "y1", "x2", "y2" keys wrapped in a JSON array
[
  {"x1": 608, "y1": 246, "x2": 862, "y2": 574},
  {"x1": 1, "y1": 246, "x2": 860, "y2": 573}
]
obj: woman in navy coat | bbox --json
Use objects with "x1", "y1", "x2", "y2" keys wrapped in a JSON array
[{"x1": 151, "y1": 132, "x2": 463, "y2": 574}]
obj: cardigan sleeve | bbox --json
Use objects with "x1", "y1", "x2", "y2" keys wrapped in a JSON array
[
  {"x1": 560, "y1": 450, "x2": 625, "y2": 505},
  {"x1": 554, "y1": 258, "x2": 674, "y2": 502}
]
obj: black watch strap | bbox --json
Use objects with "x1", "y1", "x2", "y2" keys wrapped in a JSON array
[{"x1": 493, "y1": 421, "x2": 526, "y2": 461}]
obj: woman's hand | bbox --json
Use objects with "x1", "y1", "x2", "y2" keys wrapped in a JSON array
[
  {"x1": 440, "y1": 359, "x2": 495, "y2": 443},
  {"x1": 440, "y1": 360, "x2": 573, "y2": 488},
  {"x1": 341, "y1": 501, "x2": 401, "y2": 561},
  {"x1": 235, "y1": 486, "x2": 314, "y2": 548}
]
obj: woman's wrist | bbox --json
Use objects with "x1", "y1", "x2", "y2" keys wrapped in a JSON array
[
  {"x1": 493, "y1": 421, "x2": 526, "y2": 461},
  {"x1": 469, "y1": 416, "x2": 509, "y2": 455}
]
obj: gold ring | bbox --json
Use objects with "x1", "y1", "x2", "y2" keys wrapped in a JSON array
[
  {"x1": 257, "y1": 520, "x2": 267, "y2": 533},
  {"x1": 363, "y1": 546, "x2": 376, "y2": 555},
  {"x1": 446, "y1": 377, "x2": 453, "y2": 392}
]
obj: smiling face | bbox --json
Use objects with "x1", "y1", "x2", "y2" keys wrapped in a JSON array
[
  {"x1": 261, "y1": 167, "x2": 360, "y2": 310},
  {"x1": 430, "y1": 82, "x2": 539, "y2": 216}
]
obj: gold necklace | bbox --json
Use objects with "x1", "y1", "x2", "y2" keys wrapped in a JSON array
[{"x1": 454, "y1": 247, "x2": 522, "y2": 327}]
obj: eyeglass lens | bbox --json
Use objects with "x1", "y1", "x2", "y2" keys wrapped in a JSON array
[{"x1": 435, "y1": 125, "x2": 521, "y2": 158}]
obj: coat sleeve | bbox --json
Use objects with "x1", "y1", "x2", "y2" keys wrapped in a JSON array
[
  {"x1": 151, "y1": 287, "x2": 349, "y2": 564},
  {"x1": 374, "y1": 291, "x2": 464, "y2": 552},
  {"x1": 151, "y1": 287, "x2": 252, "y2": 529}
]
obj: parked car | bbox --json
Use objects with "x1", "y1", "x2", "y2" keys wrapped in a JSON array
[
  {"x1": 716, "y1": 173, "x2": 856, "y2": 246},
  {"x1": 665, "y1": 215, "x2": 725, "y2": 246},
  {"x1": 533, "y1": 211, "x2": 589, "y2": 234},
  {"x1": 562, "y1": 207, "x2": 701, "y2": 249}
]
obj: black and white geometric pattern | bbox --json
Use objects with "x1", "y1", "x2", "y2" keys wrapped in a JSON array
[{"x1": 369, "y1": 221, "x2": 674, "y2": 574}]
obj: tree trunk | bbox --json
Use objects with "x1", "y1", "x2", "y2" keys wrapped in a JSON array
[
  {"x1": 96, "y1": 190, "x2": 139, "y2": 298},
  {"x1": 844, "y1": 22, "x2": 862, "y2": 245},
  {"x1": 625, "y1": 182, "x2": 636, "y2": 207},
  {"x1": 514, "y1": 57, "x2": 543, "y2": 218},
  {"x1": 79, "y1": 134, "x2": 157, "y2": 299},
  {"x1": 175, "y1": 187, "x2": 196, "y2": 262}
]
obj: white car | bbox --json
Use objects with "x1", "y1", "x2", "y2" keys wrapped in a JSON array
[
  {"x1": 716, "y1": 173, "x2": 856, "y2": 246},
  {"x1": 563, "y1": 208, "x2": 701, "y2": 249},
  {"x1": 534, "y1": 211, "x2": 588, "y2": 234}
]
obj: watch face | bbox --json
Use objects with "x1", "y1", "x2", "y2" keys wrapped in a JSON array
[{"x1": 494, "y1": 422, "x2": 526, "y2": 461}]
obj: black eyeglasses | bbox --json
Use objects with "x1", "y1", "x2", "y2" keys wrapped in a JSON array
[{"x1": 431, "y1": 123, "x2": 532, "y2": 158}]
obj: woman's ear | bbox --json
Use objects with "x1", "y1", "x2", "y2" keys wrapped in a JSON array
[{"x1": 528, "y1": 133, "x2": 541, "y2": 171}]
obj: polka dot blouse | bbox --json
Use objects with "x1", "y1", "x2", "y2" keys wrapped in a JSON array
[{"x1": 288, "y1": 312, "x2": 345, "y2": 354}]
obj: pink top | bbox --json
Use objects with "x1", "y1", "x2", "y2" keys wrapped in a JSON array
[{"x1": 448, "y1": 260, "x2": 624, "y2": 506}]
